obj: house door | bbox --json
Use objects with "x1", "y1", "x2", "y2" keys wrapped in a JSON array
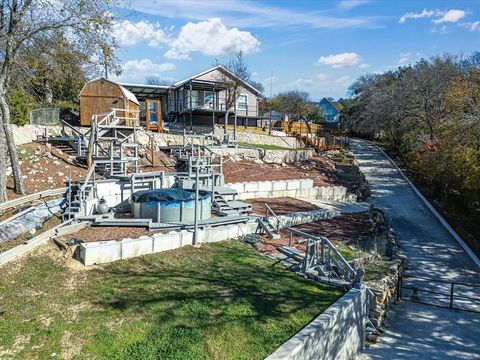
[{"x1": 146, "y1": 99, "x2": 163, "y2": 132}]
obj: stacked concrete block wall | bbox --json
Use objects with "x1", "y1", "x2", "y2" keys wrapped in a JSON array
[
  {"x1": 79, "y1": 222, "x2": 257, "y2": 266},
  {"x1": 77, "y1": 207, "x2": 342, "y2": 266},
  {"x1": 226, "y1": 179, "x2": 355, "y2": 202},
  {"x1": 266, "y1": 288, "x2": 368, "y2": 360},
  {"x1": 315, "y1": 186, "x2": 357, "y2": 202},
  {"x1": 226, "y1": 179, "x2": 315, "y2": 200}
]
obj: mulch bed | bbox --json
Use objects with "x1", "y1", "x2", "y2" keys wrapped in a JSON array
[
  {"x1": 255, "y1": 212, "x2": 371, "y2": 255},
  {"x1": 222, "y1": 156, "x2": 343, "y2": 187},
  {"x1": 64, "y1": 226, "x2": 165, "y2": 243},
  {"x1": 246, "y1": 197, "x2": 319, "y2": 215}
]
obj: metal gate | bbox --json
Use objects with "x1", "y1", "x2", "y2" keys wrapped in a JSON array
[{"x1": 399, "y1": 275, "x2": 480, "y2": 313}]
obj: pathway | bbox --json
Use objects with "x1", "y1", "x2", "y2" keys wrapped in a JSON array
[{"x1": 350, "y1": 139, "x2": 480, "y2": 359}]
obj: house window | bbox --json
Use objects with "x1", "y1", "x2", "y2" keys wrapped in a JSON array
[
  {"x1": 187, "y1": 90, "x2": 199, "y2": 108},
  {"x1": 204, "y1": 91, "x2": 214, "y2": 108},
  {"x1": 237, "y1": 94, "x2": 247, "y2": 110}
]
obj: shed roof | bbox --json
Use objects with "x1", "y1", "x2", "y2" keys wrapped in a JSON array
[
  {"x1": 82, "y1": 78, "x2": 140, "y2": 105},
  {"x1": 120, "y1": 82, "x2": 169, "y2": 100}
]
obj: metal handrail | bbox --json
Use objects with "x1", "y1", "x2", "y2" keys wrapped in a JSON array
[
  {"x1": 78, "y1": 163, "x2": 96, "y2": 216},
  {"x1": 288, "y1": 228, "x2": 357, "y2": 281},
  {"x1": 264, "y1": 203, "x2": 281, "y2": 232}
]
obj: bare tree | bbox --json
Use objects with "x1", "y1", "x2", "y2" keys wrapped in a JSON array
[
  {"x1": 216, "y1": 51, "x2": 258, "y2": 143},
  {"x1": 145, "y1": 76, "x2": 172, "y2": 86},
  {"x1": 0, "y1": 0, "x2": 121, "y2": 202},
  {"x1": 274, "y1": 90, "x2": 312, "y2": 131}
]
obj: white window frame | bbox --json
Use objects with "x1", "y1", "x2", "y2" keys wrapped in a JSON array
[
  {"x1": 237, "y1": 93, "x2": 248, "y2": 111},
  {"x1": 204, "y1": 91, "x2": 214, "y2": 109}
]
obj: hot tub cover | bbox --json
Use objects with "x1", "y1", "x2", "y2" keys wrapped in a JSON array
[{"x1": 132, "y1": 189, "x2": 208, "y2": 203}]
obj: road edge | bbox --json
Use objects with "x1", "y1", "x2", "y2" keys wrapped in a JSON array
[{"x1": 354, "y1": 138, "x2": 480, "y2": 270}]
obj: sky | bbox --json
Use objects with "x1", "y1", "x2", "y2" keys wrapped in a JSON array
[{"x1": 111, "y1": 0, "x2": 480, "y2": 99}]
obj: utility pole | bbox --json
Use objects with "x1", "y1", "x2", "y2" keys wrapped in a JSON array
[
  {"x1": 268, "y1": 70, "x2": 273, "y2": 135},
  {"x1": 193, "y1": 163, "x2": 199, "y2": 246}
]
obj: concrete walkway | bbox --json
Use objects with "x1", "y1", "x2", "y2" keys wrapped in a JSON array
[{"x1": 350, "y1": 139, "x2": 480, "y2": 359}]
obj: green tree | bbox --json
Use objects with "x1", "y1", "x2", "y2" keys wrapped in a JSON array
[
  {"x1": 7, "y1": 89, "x2": 32, "y2": 126},
  {"x1": 0, "y1": 0, "x2": 122, "y2": 201}
]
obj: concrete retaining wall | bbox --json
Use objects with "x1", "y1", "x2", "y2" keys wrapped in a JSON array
[
  {"x1": 227, "y1": 179, "x2": 315, "y2": 200},
  {"x1": 79, "y1": 222, "x2": 258, "y2": 266},
  {"x1": 266, "y1": 287, "x2": 367, "y2": 360},
  {"x1": 226, "y1": 179, "x2": 355, "y2": 202},
  {"x1": 77, "y1": 206, "x2": 340, "y2": 266}
]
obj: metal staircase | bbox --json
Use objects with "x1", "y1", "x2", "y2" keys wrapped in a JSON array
[
  {"x1": 278, "y1": 228, "x2": 358, "y2": 284},
  {"x1": 49, "y1": 109, "x2": 140, "y2": 177},
  {"x1": 212, "y1": 189, "x2": 252, "y2": 216},
  {"x1": 63, "y1": 166, "x2": 96, "y2": 220},
  {"x1": 256, "y1": 203, "x2": 281, "y2": 239}
]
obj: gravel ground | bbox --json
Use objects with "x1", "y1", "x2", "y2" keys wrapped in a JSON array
[{"x1": 6, "y1": 143, "x2": 90, "y2": 199}]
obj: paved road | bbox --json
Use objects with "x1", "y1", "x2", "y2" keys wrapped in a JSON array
[{"x1": 350, "y1": 139, "x2": 480, "y2": 359}]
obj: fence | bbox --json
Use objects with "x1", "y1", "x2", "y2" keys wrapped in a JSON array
[
  {"x1": 399, "y1": 274, "x2": 480, "y2": 313},
  {"x1": 30, "y1": 108, "x2": 60, "y2": 125}
]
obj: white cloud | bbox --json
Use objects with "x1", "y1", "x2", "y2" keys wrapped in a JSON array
[
  {"x1": 132, "y1": 0, "x2": 376, "y2": 30},
  {"x1": 123, "y1": 59, "x2": 176, "y2": 74},
  {"x1": 433, "y1": 9, "x2": 465, "y2": 24},
  {"x1": 335, "y1": 76, "x2": 351, "y2": 87},
  {"x1": 471, "y1": 21, "x2": 480, "y2": 31},
  {"x1": 399, "y1": 9, "x2": 466, "y2": 25},
  {"x1": 293, "y1": 74, "x2": 351, "y2": 92},
  {"x1": 431, "y1": 25, "x2": 447, "y2": 34},
  {"x1": 164, "y1": 18, "x2": 260, "y2": 60},
  {"x1": 295, "y1": 78, "x2": 315, "y2": 87},
  {"x1": 338, "y1": 0, "x2": 370, "y2": 10},
  {"x1": 399, "y1": 9, "x2": 436, "y2": 24},
  {"x1": 359, "y1": 63, "x2": 370, "y2": 69},
  {"x1": 113, "y1": 20, "x2": 169, "y2": 47},
  {"x1": 264, "y1": 75, "x2": 278, "y2": 84},
  {"x1": 317, "y1": 52, "x2": 360, "y2": 68}
]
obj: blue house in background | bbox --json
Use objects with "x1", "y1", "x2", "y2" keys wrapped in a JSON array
[{"x1": 317, "y1": 98, "x2": 340, "y2": 124}]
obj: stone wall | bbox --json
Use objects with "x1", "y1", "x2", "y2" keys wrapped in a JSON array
[
  {"x1": 210, "y1": 147, "x2": 315, "y2": 164},
  {"x1": 266, "y1": 287, "x2": 368, "y2": 360},
  {"x1": 213, "y1": 128, "x2": 300, "y2": 148},
  {"x1": 366, "y1": 258, "x2": 404, "y2": 332},
  {"x1": 150, "y1": 130, "x2": 300, "y2": 149},
  {"x1": 12, "y1": 124, "x2": 87, "y2": 145}
]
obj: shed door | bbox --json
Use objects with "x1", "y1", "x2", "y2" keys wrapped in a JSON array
[{"x1": 146, "y1": 100, "x2": 163, "y2": 132}]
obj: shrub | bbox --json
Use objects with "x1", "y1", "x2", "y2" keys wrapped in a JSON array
[{"x1": 7, "y1": 89, "x2": 32, "y2": 126}]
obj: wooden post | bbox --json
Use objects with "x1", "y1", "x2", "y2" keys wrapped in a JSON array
[{"x1": 150, "y1": 136, "x2": 155, "y2": 167}]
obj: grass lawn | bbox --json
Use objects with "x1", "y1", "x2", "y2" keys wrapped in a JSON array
[
  {"x1": 0, "y1": 240, "x2": 343, "y2": 359},
  {"x1": 238, "y1": 142, "x2": 292, "y2": 151}
]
